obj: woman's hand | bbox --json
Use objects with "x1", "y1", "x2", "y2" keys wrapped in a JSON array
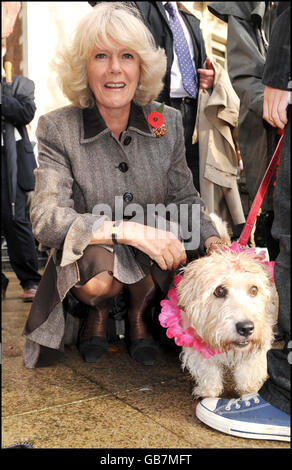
[
  {"x1": 119, "y1": 221, "x2": 187, "y2": 271},
  {"x1": 91, "y1": 220, "x2": 186, "y2": 270},
  {"x1": 204, "y1": 236, "x2": 228, "y2": 256}
]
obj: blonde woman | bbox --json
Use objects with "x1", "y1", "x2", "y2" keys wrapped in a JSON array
[{"x1": 23, "y1": 2, "x2": 221, "y2": 368}]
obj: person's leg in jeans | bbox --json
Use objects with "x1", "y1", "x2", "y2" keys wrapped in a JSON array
[
  {"x1": 195, "y1": 109, "x2": 290, "y2": 442},
  {"x1": 259, "y1": 105, "x2": 291, "y2": 414}
]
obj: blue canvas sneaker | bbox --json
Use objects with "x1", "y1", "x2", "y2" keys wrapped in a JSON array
[{"x1": 196, "y1": 393, "x2": 290, "y2": 442}]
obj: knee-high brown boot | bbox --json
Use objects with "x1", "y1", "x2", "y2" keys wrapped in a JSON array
[
  {"x1": 127, "y1": 275, "x2": 160, "y2": 366},
  {"x1": 78, "y1": 301, "x2": 109, "y2": 362}
]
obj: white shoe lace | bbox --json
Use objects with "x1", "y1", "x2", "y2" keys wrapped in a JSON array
[{"x1": 225, "y1": 393, "x2": 260, "y2": 411}]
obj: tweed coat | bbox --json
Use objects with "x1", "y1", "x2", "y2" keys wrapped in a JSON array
[{"x1": 23, "y1": 100, "x2": 218, "y2": 368}]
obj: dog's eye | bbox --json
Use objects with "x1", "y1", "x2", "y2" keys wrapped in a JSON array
[
  {"x1": 214, "y1": 285, "x2": 227, "y2": 298},
  {"x1": 249, "y1": 286, "x2": 258, "y2": 297}
]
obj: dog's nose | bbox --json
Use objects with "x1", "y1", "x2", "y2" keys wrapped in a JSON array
[{"x1": 236, "y1": 321, "x2": 254, "y2": 337}]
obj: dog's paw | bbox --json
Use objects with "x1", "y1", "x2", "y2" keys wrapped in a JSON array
[
  {"x1": 236, "y1": 382, "x2": 266, "y2": 397},
  {"x1": 236, "y1": 387, "x2": 260, "y2": 397},
  {"x1": 234, "y1": 371, "x2": 268, "y2": 397},
  {"x1": 192, "y1": 385, "x2": 223, "y2": 399}
]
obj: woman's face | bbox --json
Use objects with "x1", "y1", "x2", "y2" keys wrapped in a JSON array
[{"x1": 87, "y1": 42, "x2": 141, "y2": 114}]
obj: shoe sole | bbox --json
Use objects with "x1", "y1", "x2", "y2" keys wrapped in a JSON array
[
  {"x1": 196, "y1": 402, "x2": 291, "y2": 442},
  {"x1": 129, "y1": 338, "x2": 158, "y2": 366},
  {"x1": 78, "y1": 337, "x2": 108, "y2": 363},
  {"x1": 130, "y1": 354, "x2": 156, "y2": 366},
  {"x1": 82, "y1": 354, "x2": 106, "y2": 363},
  {"x1": 81, "y1": 348, "x2": 108, "y2": 362}
]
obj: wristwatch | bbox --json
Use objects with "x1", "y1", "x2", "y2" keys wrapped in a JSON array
[{"x1": 111, "y1": 222, "x2": 120, "y2": 245}]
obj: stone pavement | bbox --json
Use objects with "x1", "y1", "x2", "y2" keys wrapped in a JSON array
[{"x1": 1, "y1": 271, "x2": 290, "y2": 451}]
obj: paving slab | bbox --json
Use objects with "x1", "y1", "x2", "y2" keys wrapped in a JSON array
[{"x1": 2, "y1": 271, "x2": 290, "y2": 450}]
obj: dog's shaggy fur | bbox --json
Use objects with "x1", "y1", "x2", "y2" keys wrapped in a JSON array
[{"x1": 177, "y1": 214, "x2": 278, "y2": 398}]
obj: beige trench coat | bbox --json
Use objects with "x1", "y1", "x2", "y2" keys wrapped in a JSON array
[{"x1": 193, "y1": 60, "x2": 245, "y2": 227}]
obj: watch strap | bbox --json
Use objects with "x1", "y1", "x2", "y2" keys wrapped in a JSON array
[{"x1": 111, "y1": 222, "x2": 121, "y2": 245}]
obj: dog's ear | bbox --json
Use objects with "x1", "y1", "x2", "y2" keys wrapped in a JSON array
[
  {"x1": 176, "y1": 259, "x2": 202, "y2": 308},
  {"x1": 265, "y1": 285, "x2": 279, "y2": 325}
]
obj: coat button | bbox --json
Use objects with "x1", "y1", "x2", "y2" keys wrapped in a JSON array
[
  {"x1": 123, "y1": 136, "x2": 132, "y2": 146},
  {"x1": 118, "y1": 162, "x2": 129, "y2": 173},
  {"x1": 123, "y1": 192, "x2": 133, "y2": 203}
]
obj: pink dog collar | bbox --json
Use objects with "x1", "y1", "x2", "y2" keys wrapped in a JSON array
[{"x1": 159, "y1": 275, "x2": 222, "y2": 359}]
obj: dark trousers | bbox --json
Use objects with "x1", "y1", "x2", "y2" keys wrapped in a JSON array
[
  {"x1": 259, "y1": 106, "x2": 291, "y2": 415},
  {"x1": 169, "y1": 97, "x2": 200, "y2": 192},
  {"x1": 1, "y1": 149, "x2": 41, "y2": 289}
]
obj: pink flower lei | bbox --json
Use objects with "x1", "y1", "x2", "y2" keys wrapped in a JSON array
[
  {"x1": 159, "y1": 274, "x2": 222, "y2": 359},
  {"x1": 158, "y1": 242, "x2": 275, "y2": 359}
]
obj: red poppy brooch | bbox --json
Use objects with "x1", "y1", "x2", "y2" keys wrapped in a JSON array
[{"x1": 147, "y1": 102, "x2": 166, "y2": 138}]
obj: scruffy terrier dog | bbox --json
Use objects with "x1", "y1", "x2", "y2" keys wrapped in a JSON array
[{"x1": 177, "y1": 214, "x2": 278, "y2": 399}]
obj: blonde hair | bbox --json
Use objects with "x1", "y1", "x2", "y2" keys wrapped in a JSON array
[{"x1": 53, "y1": 2, "x2": 167, "y2": 108}]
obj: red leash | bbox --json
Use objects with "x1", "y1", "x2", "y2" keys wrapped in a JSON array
[{"x1": 238, "y1": 134, "x2": 283, "y2": 247}]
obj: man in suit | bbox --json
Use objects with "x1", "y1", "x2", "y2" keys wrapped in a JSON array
[
  {"x1": 1, "y1": 65, "x2": 41, "y2": 301},
  {"x1": 89, "y1": 1, "x2": 214, "y2": 191}
]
